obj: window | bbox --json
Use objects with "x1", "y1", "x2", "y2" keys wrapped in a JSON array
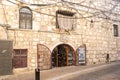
[
  {"x1": 13, "y1": 49, "x2": 27, "y2": 68},
  {"x1": 56, "y1": 10, "x2": 75, "y2": 30},
  {"x1": 19, "y1": 7, "x2": 32, "y2": 29},
  {"x1": 113, "y1": 24, "x2": 119, "y2": 37}
]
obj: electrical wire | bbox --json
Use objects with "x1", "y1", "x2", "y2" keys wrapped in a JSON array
[
  {"x1": 7, "y1": 0, "x2": 120, "y2": 18},
  {"x1": 62, "y1": 0, "x2": 120, "y2": 16},
  {"x1": 17, "y1": 0, "x2": 62, "y2": 6},
  {"x1": 6, "y1": 0, "x2": 95, "y2": 20},
  {"x1": 5, "y1": 0, "x2": 120, "y2": 22},
  {"x1": 7, "y1": 0, "x2": 19, "y2": 6},
  {"x1": 63, "y1": 0, "x2": 120, "y2": 22}
]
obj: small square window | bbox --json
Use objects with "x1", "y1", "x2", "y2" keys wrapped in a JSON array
[{"x1": 13, "y1": 49, "x2": 27, "y2": 68}]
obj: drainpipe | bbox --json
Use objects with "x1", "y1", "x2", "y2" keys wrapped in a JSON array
[{"x1": 1, "y1": 1, "x2": 10, "y2": 39}]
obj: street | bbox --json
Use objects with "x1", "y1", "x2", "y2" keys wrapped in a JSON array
[
  {"x1": 1, "y1": 62, "x2": 120, "y2": 80},
  {"x1": 69, "y1": 62, "x2": 120, "y2": 80}
]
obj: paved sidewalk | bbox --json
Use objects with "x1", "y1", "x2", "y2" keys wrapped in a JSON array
[{"x1": 0, "y1": 61, "x2": 120, "y2": 80}]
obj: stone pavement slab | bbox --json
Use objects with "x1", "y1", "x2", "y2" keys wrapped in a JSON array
[
  {"x1": 0, "y1": 61, "x2": 120, "y2": 80},
  {"x1": 67, "y1": 61, "x2": 120, "y2": 80}
]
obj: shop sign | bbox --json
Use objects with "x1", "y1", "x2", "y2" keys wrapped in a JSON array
[{"x1": 77, "y1": 44, "x2": 86, "y2": 64}]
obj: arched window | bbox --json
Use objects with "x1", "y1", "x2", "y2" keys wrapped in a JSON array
[{"x1": 19, "y1": 7, "x2": 32, "y2": 29}]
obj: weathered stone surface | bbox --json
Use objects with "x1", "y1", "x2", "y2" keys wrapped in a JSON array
[{"x1": 0, "y1": 0, "x2": 120, "y2": 70}]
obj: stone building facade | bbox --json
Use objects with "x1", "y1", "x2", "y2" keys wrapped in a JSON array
[{"x1": 0, "y1": 0, "x2": 120, "y2": 70}]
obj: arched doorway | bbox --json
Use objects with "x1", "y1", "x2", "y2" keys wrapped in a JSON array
[{"x1": 52, "y1": 44, "x2": 75, "y2": 67}]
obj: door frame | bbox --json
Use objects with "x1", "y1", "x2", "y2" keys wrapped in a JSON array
[{"x1": 51, "y1": 43, "x2": 76, "y2": 67}]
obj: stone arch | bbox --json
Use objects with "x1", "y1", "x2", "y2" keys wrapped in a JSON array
[
  {"x1": 51, "y1": 43, "x2": 76, "y2": 67},
  {"x1": 51, "y1": 42, "x2": 76, "y2": 52}
]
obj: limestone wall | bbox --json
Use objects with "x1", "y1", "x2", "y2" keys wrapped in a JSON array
[
  {"x1": 0, "y1": 0, "x2": 120, "y2": 70},
  {"x1": 7, "y1": 29, "x2": 83, "y2": 69},
  {"x1": 0, "y1": 27, "x2": 7, "y2": 39}
]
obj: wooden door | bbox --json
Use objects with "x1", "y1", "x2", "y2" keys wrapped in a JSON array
[{"x1": 37, "y1": 44, "x2": 51, "y2": 70}]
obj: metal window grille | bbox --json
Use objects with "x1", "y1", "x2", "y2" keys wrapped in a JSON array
[
  {"x1": 113, "y1": 24, "x2": 119, "y2": 37},
  {"x1": 56, "y1": 10, "x2": 75, "y2": 30}
]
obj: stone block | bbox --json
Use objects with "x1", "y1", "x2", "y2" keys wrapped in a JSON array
[
  {"x1": 39, "y1": 63, "x2": 44, "y2": 66},
  {"x1": 43, "y1": 66, "x2": 49, "y2": 69},
  {"x1": 31, "y1": 59, "x2": 36, "y2": 63},
  {"x1": 31, "y1": 63, "x2": 36, "y2": 67},
  {"x1": 39, "y1": 59, "x2": 43, "y2": 62}
]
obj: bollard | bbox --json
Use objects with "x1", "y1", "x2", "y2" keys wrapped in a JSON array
[{"x1": 35, "y1": 68, "x2": 40, "y2": 80}]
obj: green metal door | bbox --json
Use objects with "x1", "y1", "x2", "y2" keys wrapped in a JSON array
[{"x1": 0, "y1": 40, "x2": 13, "y2": 75}]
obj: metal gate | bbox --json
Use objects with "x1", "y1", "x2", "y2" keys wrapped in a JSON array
[
  {"x1": 13, "y1": 49, "x2": 27, "y2": 68},
  {"x1": 37, "y1": 44, "x2": 51, "y2": 70},
  {"x1": 52, "y1": 44, "x2": 76, "y2": 67},
  {"x1": 0, "y1": 40, "x2": 13, "y2": 75}
]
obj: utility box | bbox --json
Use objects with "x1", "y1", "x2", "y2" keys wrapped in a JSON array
[{"x1": 0, "y1": 40, "x2": 13, "y2": 75}]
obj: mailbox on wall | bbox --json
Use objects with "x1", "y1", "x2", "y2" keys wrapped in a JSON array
[{"x1": 0, "y1": 40, "x2": 13, "y2": 75}]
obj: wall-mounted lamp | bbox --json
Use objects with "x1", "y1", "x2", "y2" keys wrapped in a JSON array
[
  {"x1": 91, "y1": 19, "x2": 93, "y2": 23},
  {"x1": 90, "y1": 19, "x2": 94, "y2": 28}
]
